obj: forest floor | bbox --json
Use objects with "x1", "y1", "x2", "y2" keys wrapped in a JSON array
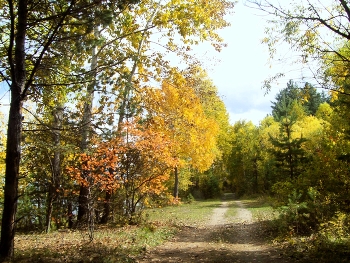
[
  {"x1": 136, "y1": 200, "x2": 297, "y2": 263},
  {"x1": 13, "y1": 198, "x2": 349, "y2": 262}
]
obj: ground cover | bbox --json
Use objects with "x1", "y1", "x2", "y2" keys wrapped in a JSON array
[
  {"x1": 9, "y1": 200, "x2": 219, "y2": 262},
  {"x1": 7, "y1": 198, "x2": 350, "y2": 262}
]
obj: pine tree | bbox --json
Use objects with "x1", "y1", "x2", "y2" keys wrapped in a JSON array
[{"x1": 269, "y1": 103, "x2": 308, "y2": 180}]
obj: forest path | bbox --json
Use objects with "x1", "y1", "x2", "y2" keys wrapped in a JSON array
[{"x1": 136, "y1": 200, "x2": 297, "y2": 263}]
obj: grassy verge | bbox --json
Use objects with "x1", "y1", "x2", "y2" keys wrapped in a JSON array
[
  {"x1": 224, "y1": 201, "x2": 238, "y2": 221},
  {"x1": 11, "y1": 200, "x2": 220, "y2": 263},
  {"x1": 241, "y1": 198, "x2": 278, "y2": 221},
  {"x1": 145, "y1": 199, "x2": 222, "y2": 227},
  {"x1": 224, "y1": 197, "x2": 277, "y2": 222}
]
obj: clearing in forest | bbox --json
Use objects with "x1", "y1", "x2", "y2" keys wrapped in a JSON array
[{"x1": 136, "y1": 200, "x2": 295, "y2": 263}]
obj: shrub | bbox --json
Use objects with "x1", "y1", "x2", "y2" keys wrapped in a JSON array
[
  {"x1": 278, "y1": 188, "x2": 323, "y2": 235},
  {"x1": 271, "y1": 181, "x2": 295, "y2": 206}
]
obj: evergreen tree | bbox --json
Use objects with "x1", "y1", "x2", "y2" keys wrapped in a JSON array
[
  {"x1": 302, "y1": 83, "x2": 330, "y2": 116},
  {"x1": 269, "y1": 104, "x2": 308, "y2": 180},
  {"x1": 272, "y1": 80, "x2": 300, "y2": 121},
  {"x1": 272, "y1": 80, "x2": 329, "y2": 121}
]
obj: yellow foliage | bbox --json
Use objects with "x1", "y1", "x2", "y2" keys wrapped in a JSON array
[
  {"x1": 323, "y1": 42, "x2": 350, "y2": 101},
  {"x1": 143, "y1": 72, "x2": 220, "y2": 173}
]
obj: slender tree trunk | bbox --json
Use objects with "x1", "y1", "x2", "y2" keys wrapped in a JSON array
[
  {"x1": 46, "y1": 106, "x2": 63, "y2": 233},
  {"x1": 116, "y1": 9, "x2": 158, "y2": 131},
  {"x1": 0, "y1": 1, "x2": 27, "y2": 258},
  {"x1": 67, "y1": 202, "x2": 74, "y2": 229},
  {"x1": 46, "y1": 185, "x2": 55, "y2": 232},
  {"x1": 253, "y1": 158, "x2": 258, "y2": 193},
  {"x1": 100, "y1": 191, "x2": 112, "y2": 224},
  {"x1": 173, "y1": 167, "x2": 179, "y2": 199},
  {"x1": 77, "y1": 27, "x2": 98, "y2": 222},
  {"x1": 37, "y1": 198, "x2": 43, "y2": 228}
]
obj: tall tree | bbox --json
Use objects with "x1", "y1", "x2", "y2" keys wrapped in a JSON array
[
  {"x1": 272, "y1": 80, "x2": 301, "y2": 121},
  {"x1": 0, "y1": 0, "x2": 134, "y2": 258},
  {"x1": 183, "y1": 67, "x2": 232, "y2": 196},
  {"x1": 269, "y1": 103, "x2": 308, "y2": 180},
  {"x1": 272, "y1": 80, "x2": 328, "y2": 121},
  {"x1": 228, "y1": 121, "x2": 261, "y2": 196},
  {"x1": 142, "y1": 70, "x2": 219, "y2": 199},
  {"x1": 73, "y1": 0, "x2": 234, "y2": 217}
]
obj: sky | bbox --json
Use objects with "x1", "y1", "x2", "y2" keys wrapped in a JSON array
[{"x1": 200, "y1": 1, "x2": 309, "y2": 125}]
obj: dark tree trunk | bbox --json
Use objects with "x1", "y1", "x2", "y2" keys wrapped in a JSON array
[
  {"x1": 0, "y1": 93, "x2": 22, "y2": 258},
  {"x1": 45, "y1": 185, "x2": 55, "y2": 232},
  {"x1": 0, "y1": 0, "x2": 27, "y2": 259},
  {"x1": 67, "y1": 202, "x2": 74, "y2": 229},
  {"x1": 100, "y1": 191, "x2": 112, "y2": 224},
  {"x1": 173, "y1": 167, "x2": 179, "y2": 199},
  {"x1": 77, "y1": 184, "x2": 90, "y2": 222}
]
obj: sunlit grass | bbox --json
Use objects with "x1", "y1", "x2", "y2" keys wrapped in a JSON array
[
  {"x1": 224, "y1": 200, "x2": 238, "y2": 221},
  {"x1": 145, "y1": 199, "x2": 222, "y2": 227},
  {"x1": 241, "y1": 198, "x2": 279, "y2": 221}
]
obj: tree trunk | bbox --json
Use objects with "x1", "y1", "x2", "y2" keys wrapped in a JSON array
[
  {"x1": 77, "y1": 184, "x2": 90, "y2": 222},
  {"x1": 67, "y1": 202, "x2": 74, "y2": 229},
  {"x1": 45, "y1": 185, "x2": 55, "y2": 232},
  {"x1": 77, "y1": 27, "x2": 98, "y2": 222},
  {"x1": 0, "y1": 0, "x2": 27, "y2": 258},
  {"x1": 253, "y1": 158, "x2": 258, "y2": 193},
  {"x1": 173, "y1": 167, "x2": 179, "y2": 199},
  {"x1": 100, "y1": 191, "x2": 112, "y2": 224},
  {"x1": 0, "y1": 93, "x2": 22, "y2": 258},
  {"x1": 46, "y1": 106, "x2": 63, "y2": 233}
]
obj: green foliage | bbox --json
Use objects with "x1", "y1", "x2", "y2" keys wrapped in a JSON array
[
  {"x1": 227, "y1": 121, "x2": 262, "y2": 196},
  {"x1": 271, "y1": 80, "x2": 301, "y2": 121},
  {"x1": 271, "y1": 80, "x2": 329, "y2": 121},
  {"x1": 271, "y1": 181, "x2": 294, "y2": 205},
  {"x1": 269, "y1": 101, "x2": 310, "y2": 181},
  {"x1": 277, "y1": 188, "x2": 325, "y2": 235},
  {"x1": 197, "y1": 172, "x2": 221, "y2": 199},
  {"x1": 278, "y1": 212, "x2": 350, "y2": 262},
  {"x1": 278, "y1": 190, "x2": 311, "y2": 234},
  {"x1": 319, "y1": 212, "x2": 350, "y2": 240},
  {"x1": 185, "y1": 193, "x2": 195, "y2": 204}
]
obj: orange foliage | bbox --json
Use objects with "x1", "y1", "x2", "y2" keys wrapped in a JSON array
[{"x1": 67, "y1": 118, "x2": 177, "y2": 197}]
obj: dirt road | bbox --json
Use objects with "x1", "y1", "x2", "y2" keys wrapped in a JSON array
[{"x1": 136, "y1": 200, "x2": 296, "y2": 263}]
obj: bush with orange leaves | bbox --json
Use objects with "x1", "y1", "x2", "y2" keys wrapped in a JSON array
[{"x1": 67, "y1": 119, "x2": 178, "y2": 223}]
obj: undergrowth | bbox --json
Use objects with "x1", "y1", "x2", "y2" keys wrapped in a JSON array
[
  {"x1": 12, "y1": 224, "x2": 174, "y2": 263},
  {"x1": 236, "y1": 195, "x2": 350, "y2": 262},
  {"x1": 9, "y1": 200, "x2": 219, "y2": 263},
  {"x1": 274, "y1": 211, "x2": 350, "y2": 262}
]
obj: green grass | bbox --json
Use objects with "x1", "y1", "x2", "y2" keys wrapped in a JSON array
[
  {"x1": 241, "y1": 199, "x2": 279, "y2": 221},
  {"x1": 144, "y1": 199, "x2": 222, "y2": 227},
  {"x1": 224, "y1": 201, "x2": 238, "y2": 221},
  {"x1": 223, "y1": 198, "x2": 277, "y2": 222}
]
